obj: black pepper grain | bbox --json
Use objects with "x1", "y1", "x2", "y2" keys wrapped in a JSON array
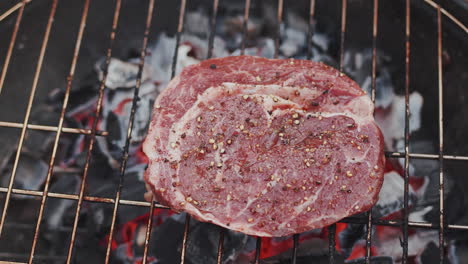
[{"x1": 210, "y1": 64, "x2": 217, "y2": 69}]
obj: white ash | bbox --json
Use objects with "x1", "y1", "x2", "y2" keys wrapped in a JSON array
[
  {"x1": 184, "y1": 11, "x2": 211, "y2": 37},
  {"x1": 99, "y1": 81, "x2": 157, "y2": 146},
  {"x1": 377, "y1": 230, "x2": 438, "y2": 263},
  {"x1": 231, "y1": 38, "x2": 276, "y2": 58},
  {"x1": 376, "y1": 92, "x2": 423, "y2": 151},
  {"x1": 373, "y1": 171, "x2": 417, "y2": 218},
  {"x1": 409, "y1": 205, "x2": 433, "y2": 222},
  {"x1": 343, "y1": 48, "x2": 395, "y2": 109},
  {"x1": 95, "y1": 58, "x2": 153, "y2": 89},
  {"x1": 280, "y1": 28, "x2": 306, "y2": 57},
  {"x1": 43, "y1": 174, "x2": 80, "y2": 231},
  {"x1": 311, "y1": 33, "x2": 330, "y2": 52},
  {"x1": 285, "y1": 10, "x2": 309, "y2": 33},
  {"x1": 0, "y1": 153, "x2": 48, "y2": 192},
  {"x1": 181, "y1": 34, "x2": 229, "y2": 59}
]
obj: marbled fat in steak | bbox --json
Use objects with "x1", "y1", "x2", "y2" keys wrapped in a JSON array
[{"x1": 143, "y1": 56, "x2": 385, "y2": 237}]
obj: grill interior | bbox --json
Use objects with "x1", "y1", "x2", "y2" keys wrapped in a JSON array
[{"x1": 0, "y1": 0, "x2": 467, "y2": 263}]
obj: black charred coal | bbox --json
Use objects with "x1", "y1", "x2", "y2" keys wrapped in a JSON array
[
  {"x1": 345, "y1": 256, "x2": 394, "y2": 264},
  {"x1": 338, "y1": 224, "x2": 366, "y2": 259},
  {"x1": 148, "y1": 215, "x2": 248, "y2": 264}
]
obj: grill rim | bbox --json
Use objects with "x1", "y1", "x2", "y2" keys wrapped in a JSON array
[{"x1": 0, "y1": 0, "x2": 467, "y2": 263}]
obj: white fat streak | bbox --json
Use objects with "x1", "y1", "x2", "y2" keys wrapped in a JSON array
[
  {"x1": 167, "y1": 106, "x2": 203, "y2": 159},
  {"x1": 166, "y1": 85, "x2": 224, "y2": 159},
  {"x1": 222, "y1": 82, "x2": 323, "y2": 99},
  {"x1": 345, "y1": 148, "x2": 371, "y2": 171}
]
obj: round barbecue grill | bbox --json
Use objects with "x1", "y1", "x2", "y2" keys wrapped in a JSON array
[{"x1": 0, "y1": 0, "x2": 467, "y2": 263}]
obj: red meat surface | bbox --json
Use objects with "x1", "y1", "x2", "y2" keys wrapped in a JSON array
[{"x1": 143, "y1": 55, "x2": 385, "y2": 237}]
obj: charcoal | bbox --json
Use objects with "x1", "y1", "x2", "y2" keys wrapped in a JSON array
[
  {"x1": 2, "y1": 1, "x2": 465, "y2": 263},
  {"x1": 346, "y1": 256, "x2": 394, "y2": 264},
  {"x1": 338, "y1": 224, "x2": 366, "y2": 259}
]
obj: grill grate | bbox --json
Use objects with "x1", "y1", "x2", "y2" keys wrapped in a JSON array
[{"x1": 0, "y1": 0, "x2": 467, "y2": 263}]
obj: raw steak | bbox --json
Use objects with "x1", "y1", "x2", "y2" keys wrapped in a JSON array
[{"x1": 143, "y1": 55, "x2": 385, "y2": 237}]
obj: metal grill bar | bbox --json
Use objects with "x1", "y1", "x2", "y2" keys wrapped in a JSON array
[
  {"x1": 402, "y1": 0, "x2": 411, "y2": 262},
  {"x1": 103, "y1": 0, "x2": 155, "y2": 263},
  {"x1": 0, "y1": 186, "x2": 163, "y2": 207},
  {"x1": 328, "y1": 224, "x2": 336, "y2": 264},
  {"x1": 167, "y1": 0, "x2": 189, "y2": 263},
  {"x1": 141, "y1": 200, "x2": 155, "y2": 264},
  {"x1": 365, "y1": 1, "x2": 379, "y2": 263},
  {"x1": 207, "y1": 0, "x2": 226, "y2": 262},
  {"x1": 1, "y1": 186, "x2": 467, "y2": 226},
  {"x1": 0, "y1": 254, "x2": 64, "y2": 262},
  {"x1": 253, "y1": 0, "x2": 285, "y2": 260},
  {"x1": 424, "y1": 0, "x2": 467, "y2": 33},
  {"x1": 0, "y1": 0, "x2": 30, "y2": 22},
  {"x1": 0, "y1": 121, "x2": 108, "y2": 136},
  {"x1": 300, "y1": 2, "x2": 316, "y2": 262},
  {"x1": 180, "y1": 214, "x2": 190, "y2": 264},
  {"x1": 306, "y1": 1, "x2": 319, "y2": 258},
  {"x1": 370, "y1": 0, "x2": 379, "y2": 105},
  {"x1": 207, "y1": 0, "x2": 219, "y2": 59},
  {"x1": 2, "y1": 222, "x2": 85, "y2": 233},
  {"x1": 306, "y1": 0, "x2": 316, "y2": 60},
  {"x1": 341, "y1": 217, "x2": 468, "y2": 230},
  {"x1": 385, "y1": 151, "x2": 468, "y2": 161},
  {"x1": 216, "y1": 228, "x2": 225, "y2": 264},
  {"x1": 254, "y1": 237, "x2": 262, "y2": 264},
  {"x1": 0, "y1": 261, "x2": 38, "y2": 264},
  {"x1": 291, "y1": 234, "x2": 299, "y2": 264},
  {"x1": 0, "y1": 0, "x2": 27, "y2": 95},
  {"x1": 328, "y1": 1, "x2": 348, "y2": 262},
  {"x1": 339, "y1": 0, "x2": 347, "y2": 72},
  {"x1": 1, "y1": 183, "x2": 467, "y2": 229},
  {"x1": 274, "y1": 0, "x2": 283, "y2": 59},
  {"x1": 437, "y1": 4, "x2": 445, "y2": 264},
  {"x1": 0, "y1": 0, "x2": 58, "y2": 238},
  {"x1": 28, "y1": 0, "x2": 90, "y2": 262},
  {"x1": 170, "y1": 0, "x2": 186, "y2": 79},
  {"x1": 240, "y1": 0, "x2": 251, "y2": 55},
  {"x1": 65, "y1": 0, "x2": 122, "y2": 262},
  {"x1": 178, "y1": 0, "x2": 222, "y2": 260}
]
